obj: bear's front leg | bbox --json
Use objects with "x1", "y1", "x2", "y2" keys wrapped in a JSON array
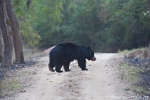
[
  {"x1": 77, "y1": 59, "x2": 88, "y2": 71},
  {"x1": 63, "y1": 62, "x2": 71, "y2": 72},
  {"x1": 82, "y1": 68, "x2": 88, "y2": 71},
  {"x1": 55, "y1": 69, "x2": 63, "y2": 73},
  {"x1": 55, "y1": 64, "x2": 63, "y2": 73}
]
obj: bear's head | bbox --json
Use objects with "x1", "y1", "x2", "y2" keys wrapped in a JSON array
[{"x1": 84, "y1": 46, "x2": 96, "y2": 61}]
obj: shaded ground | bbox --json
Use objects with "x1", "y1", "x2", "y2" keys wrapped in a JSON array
[{"x1": 1, "y1": 53, "x2": 137, "y2": 100}]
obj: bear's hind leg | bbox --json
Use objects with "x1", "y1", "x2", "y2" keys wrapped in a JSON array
[
  {"x1": 48, "y1": 63, "x2": 55, "y2": 72},
  {"x1": 63, "y1": 62, "x2": 71, "y2": 72},
  {"x1": 55, "y1": 64, "x2": 63, "y2": 73}
]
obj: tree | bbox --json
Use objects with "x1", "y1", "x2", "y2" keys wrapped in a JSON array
[
  {"x1": 0, "y1": 28, "x2": 3, "y2": 63},
  {"x1": 0, "y1": 0, "x2": 25, "y2": 67},
  {"x1": 6, "y1": 0, "x2": 24, "y2": 63},
  {"x1": 12, "y1": 0, "x2": 150, "y2": 52},
  {"x1": 12, "y1": 0, "x2": 41, "y2": 47},
  {"x1": 0, "y1": 0, "x2": 13, "y2": 67},
  {"x1": 148, "y1": 0, "x2": 150, "y2": 16}
]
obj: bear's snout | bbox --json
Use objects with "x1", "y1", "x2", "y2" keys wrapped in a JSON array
[{"x1": 91, "y1": 56, "x2": 96, "y2": 61}]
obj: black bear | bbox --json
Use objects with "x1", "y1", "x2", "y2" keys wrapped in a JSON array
[{"x1": 48, "y1": 41, "x2": 96, "y2": 73}]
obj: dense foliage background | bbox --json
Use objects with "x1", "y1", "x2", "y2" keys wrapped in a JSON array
[{"x1": 13, "y1": 0, "x2": 150, "y2": 52}]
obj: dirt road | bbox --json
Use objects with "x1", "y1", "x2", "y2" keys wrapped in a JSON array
[{"x1": 13, "y1": 53, "x2": 133, "y2": 100}]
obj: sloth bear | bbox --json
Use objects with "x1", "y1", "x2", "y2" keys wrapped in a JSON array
[{"x1": 48, "y1": 42, "x2": 96, "y2": 73}]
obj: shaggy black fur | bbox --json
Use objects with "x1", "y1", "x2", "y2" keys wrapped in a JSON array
[{"x1": 48, "y1": 42, "x2": 96, "y2": 73}]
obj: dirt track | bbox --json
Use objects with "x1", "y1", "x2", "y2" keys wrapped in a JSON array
[{"x1": 11, "y1": 53, "x2": 134, "y2": 100}]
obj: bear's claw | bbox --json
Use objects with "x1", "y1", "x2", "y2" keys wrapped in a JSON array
[
  {"x1": 56, "y1": 70, "x2": 63, "y2": 73},
  {"x1": 49, "y1": 67, "x2": 55, "y2": 72},
  {"x1": 65, "y1": 69, "x2": 71, "y2": 72}
]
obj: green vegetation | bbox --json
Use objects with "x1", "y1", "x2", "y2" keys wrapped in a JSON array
[
  {"x1": 118, "y1": 49, "x2": 137, "y2": 55},
  {"x1": 13, "y1": 0, "x2": 150, "y2": 52},
  {"x1": 0, "y1": 78, "x2": 23, "y2": 96},
  {"x1": 120, "y1": 63, "x2": 144, "y2": 81},
  {"x1": 0, "y1": 70, "x2": 35, "y2": 97},
  {"x1": 119, "y1": 47, "x2": 149, "y2": 55},
  {"x1": 119, "y1": 63, "x2": 146, "y2": 94}
]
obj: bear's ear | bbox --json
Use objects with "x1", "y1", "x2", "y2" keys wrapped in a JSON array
[{"x1": 87, "y1": 46, "x2": 91, "y2": 50}]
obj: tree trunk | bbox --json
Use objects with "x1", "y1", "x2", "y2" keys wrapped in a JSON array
[
  {"x1": 6, "y1": 0, "x2": 24, "y2": 63},
  {"x1": 0, "y1": 0, "x2": 14, "y2": 67},
  {"x1": 148, "y1": 41, "x2": 150, "y2": 59},
  {"x1": 148, "y1": 0, "x2": 150, "y2": 16},
  {"x1": 0, "y1": 28, "x2": 3, "y2": 63}
]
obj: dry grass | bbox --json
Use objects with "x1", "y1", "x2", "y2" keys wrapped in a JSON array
[
  {"x1": 0, "y1": 45, "x2": 40, "y2": 99},
  {"x1": 0, "y1": 78, "x2": 23, "y2": 97},
  {"x1": 0, "y1": 70, "x2": 31, "y2": 98},
  {"x1": 118, "y1": 47, "x2": 148, "y2": 55},
  {"x1": 23, "y1": 45, "x2": 41, "y2": 60},
  {"x1": 118, "y1": 63, "x2": 146, "y2": 94},
  {"x1": 119, "y1": 63, "x2": 143, "y2": 82}
]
